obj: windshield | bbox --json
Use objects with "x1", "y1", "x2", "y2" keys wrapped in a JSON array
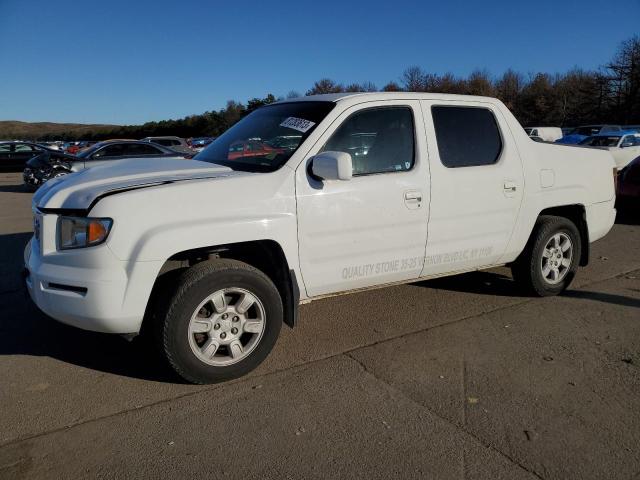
[
  {"x1": 579, "y1": 136, "x2": 621, "y2": 147},
  {"x1": 194, "y1": 101, "x2": 335, "y2": 172}
]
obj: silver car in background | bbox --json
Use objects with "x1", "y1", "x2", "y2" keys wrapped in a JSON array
[
  {"x1": 23, "y1": 139, "x2": 189, "y2": 189},
  {"x1": 140, "y1": 136, "x2": 194, "y2": 155}
]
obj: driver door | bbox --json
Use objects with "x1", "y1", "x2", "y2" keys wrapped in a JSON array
[{"x1": 295, "y1": 100, "x2": 430, "y2": 297}]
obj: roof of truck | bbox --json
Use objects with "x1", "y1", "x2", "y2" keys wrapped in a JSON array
[{"x1": 278, "y1": 92, "x2": 499, "y2": 104}]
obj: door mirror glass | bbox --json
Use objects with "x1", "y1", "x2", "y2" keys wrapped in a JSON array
[{"x1": 311, "y1": 151, "x2": 352, "y2": 181}]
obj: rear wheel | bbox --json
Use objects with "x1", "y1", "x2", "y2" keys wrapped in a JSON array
[
  {"x1": 511, "y1": 215, "x2": 581, "y2": 296},
  {"x1": 156, "y1": 259, "x2": 282, "y2": 384}
]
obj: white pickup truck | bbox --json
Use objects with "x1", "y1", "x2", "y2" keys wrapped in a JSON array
[{"x1": 24, "y1": 93, "x2": 617, "y2": 384}]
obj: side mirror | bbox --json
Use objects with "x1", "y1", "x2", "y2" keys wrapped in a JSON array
[{"x1": 311, "y1": 151, "x2": 352, "y2": 181}]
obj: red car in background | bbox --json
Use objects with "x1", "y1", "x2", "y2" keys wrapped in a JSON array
[{"x1": 227, "y1": 140, "x2": 284, "y2": 161}]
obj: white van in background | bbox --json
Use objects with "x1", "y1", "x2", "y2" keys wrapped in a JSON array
[{"x1": 525, "y1": 127, "x2": 563, "y2": 142}]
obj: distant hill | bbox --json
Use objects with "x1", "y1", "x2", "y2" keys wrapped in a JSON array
[{"x1": 0, "y1": 120, "x2": 118, "y2": 140}]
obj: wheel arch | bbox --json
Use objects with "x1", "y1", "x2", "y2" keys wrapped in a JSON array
[
  {"x1": 143, "y1": 239, "x2": 300, "y2": 334},
  {"x1": 537, "y1": 204, "x2": 589, "y2": 266}
]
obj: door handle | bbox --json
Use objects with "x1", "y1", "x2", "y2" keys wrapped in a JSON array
[
  {"x1": 404, "y1": 190, "x2": 423, "y2": 209},
  {"x1": 404, "y1": 191, "x2": 422, "y2": 201},
  {"x1": 503, "y1": 180, "x2": 518, "y2": 198}
]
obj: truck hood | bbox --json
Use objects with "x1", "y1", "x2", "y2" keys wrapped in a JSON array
[{"x1": 34, "y1": 158, "x2": 243, "y2": 211}]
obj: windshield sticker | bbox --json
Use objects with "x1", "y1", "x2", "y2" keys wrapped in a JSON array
[{"x1": 280, "y1": 117, "x2": 316, "y2": 133}]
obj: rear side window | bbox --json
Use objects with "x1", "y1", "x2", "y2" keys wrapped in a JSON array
[
  {"x1": 125, "y1": 144, "x2": 164, "y2": 156},
  {"x1": 432, "y1": 106, "x2": 502, "y2": 168}
]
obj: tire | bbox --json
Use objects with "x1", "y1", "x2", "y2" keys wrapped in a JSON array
[
  {"x1": 511, "y1": 215, "x2": 581, "y2": 297},
  {"x1": 155, "y1": 259, "x2": 283, "y2": 384}
]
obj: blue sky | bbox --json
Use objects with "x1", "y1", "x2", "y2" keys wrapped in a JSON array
[{"x1": 1, "y1": 0, "x2": 639, "y2": 125}]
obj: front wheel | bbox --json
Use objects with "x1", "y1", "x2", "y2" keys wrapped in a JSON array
[
  {"x1": 157, "y1": 259, "x2": 283, "y2": 384},
  {"x1": 511, "y1": 215, "x2": 581, "y2": 296}
]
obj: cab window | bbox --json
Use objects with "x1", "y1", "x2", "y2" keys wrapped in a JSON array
[
  {"x1": 320, "y1": 107, "x2": 415, "y2": 175},
  {"x1": 432, "y1": 106, "x2": 502, "y2": 168}
]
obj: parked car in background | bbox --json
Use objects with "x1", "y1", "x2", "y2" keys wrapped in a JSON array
[
  {"x1": 0, "y1": 141, "x2": 55, "y2": 172},
  {"x1": 63, "y1": 141, "x2": 98, "y2": 155},
  {"x1": 579, "y1": 131, "x2": 640, "y2": 169},
  {"x1": 190, "y1": 137, "x2": 215, "y2": 152},
  {"x1": 141, "y1": 136, "x2": 194, "y2": 156},
  {"x1": 227, "y1": 139, "x2": 285, "y2": 160},
  {"x1": 23, "y1": 150, "x2": 79, "y2": 189},
  {"x1": 556, "y1": 125, "x2": 623, "y2": 144},
  {"x1": 616, "y1": 156, "x2": 640, "y2": 210},
  {"x1": 524, "y1": 127, "x2": 563, "y2": 142},
  {"x1": 23, "y1": 140, "x2": 189, "y2": 188}
]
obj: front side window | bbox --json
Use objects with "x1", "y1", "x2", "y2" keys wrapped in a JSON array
[
  {"x1": 320, "y1": 107, "x2": 415, "y2": 175},
  {"x1": 195, "y1": 101, "x2": 335, "y2": 172},
  {"x1": 432, "y1": 106, "x2": 502, "y2": 168}
]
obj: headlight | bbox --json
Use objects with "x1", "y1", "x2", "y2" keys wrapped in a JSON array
[{"x1": 57, "y1": 217, "x2": 113, "y2": 250}]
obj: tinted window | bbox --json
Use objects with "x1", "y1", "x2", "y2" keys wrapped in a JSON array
[
  {"x1": 93, "y1": 144, "x2": 125, "y2": 158},
  {"x1": 432, "y1": 106, "x2": 502, "y2": 168},
  {"x1": 321, "y1": 107, "x2": 415, "y2": 175},
  {"x1": 0, "y1": 144, "x2": 13, "y2": 153},
  {"x1": 125, "y1": 144, "x2": 164, "y2": 156},
  {"x1": 150, "y1": 139, "x2": 176, "y2": 147}
]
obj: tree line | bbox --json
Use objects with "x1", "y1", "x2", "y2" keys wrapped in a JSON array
[{"x1": 39, "y1": 35, "x2": 640, "y2": 141}]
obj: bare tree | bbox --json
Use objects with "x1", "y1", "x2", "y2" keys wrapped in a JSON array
[
  {"x1": 382, "y1": 81, "x2": 402, "y2": 91},
  {"x1": 305, "y1": 79, "x2": 345, "y2": 95},
  {"x1": 401, "y1": 66, "x2": 426, "y2": 91}
]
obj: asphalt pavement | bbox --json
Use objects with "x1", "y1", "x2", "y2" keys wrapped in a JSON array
[{"x1": 0, "y1": 172, "x2": 639, "y2": 480}]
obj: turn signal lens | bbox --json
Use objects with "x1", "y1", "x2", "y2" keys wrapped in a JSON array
[
  {"x1": 88, "y1": 221, "x2": 107, "y2": 243},
  {"x1": 58, "y1": 217, "x2": 113, "y2": 250}
]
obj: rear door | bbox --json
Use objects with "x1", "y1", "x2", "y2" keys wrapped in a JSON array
[
  {"x1": 296, "y1": 100, "x2": 430, "y2": 297},
  {"x1": 420, "y1": 100, "x2": 524, "y2": 276}
]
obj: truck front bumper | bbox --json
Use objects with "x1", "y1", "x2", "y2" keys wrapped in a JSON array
[{"x1": 24, "y1": 235, "x2": 161, "y2": 335}]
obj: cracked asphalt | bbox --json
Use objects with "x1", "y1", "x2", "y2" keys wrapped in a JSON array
[{"x1": 1, "y1": 172, "x2": 639, "y2": 479}]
